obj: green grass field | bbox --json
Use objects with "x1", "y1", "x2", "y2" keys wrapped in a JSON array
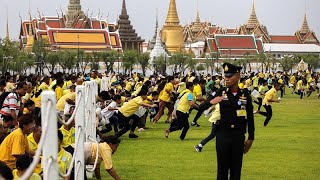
[{"x1": 99, "y1": 92, "x2": 320, "y2": 180}]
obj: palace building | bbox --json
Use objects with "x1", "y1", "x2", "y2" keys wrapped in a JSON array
[{"x1": 19, "y1": 0, "x2": 122, "y2": 52}]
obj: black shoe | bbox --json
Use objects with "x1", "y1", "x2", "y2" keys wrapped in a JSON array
[
  {"x1": 191, "y1": 122, "x2": 201, "y2": 127},
  {"x1": 194, "y1": 145, "x2": 203, "y2": 152},
  {"x1": 129, "y1": 134, "x2": 139, "y2": 138}
]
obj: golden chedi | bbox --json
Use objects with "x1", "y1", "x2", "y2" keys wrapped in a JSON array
[{"x1": 161, "y1": 0, "x2": 184, "y2": 54}]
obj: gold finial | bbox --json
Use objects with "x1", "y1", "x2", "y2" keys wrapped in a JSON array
[
  {"x1": 300, "y1": 10, "x2": 310, "y2": 34},
  {"x1": 196, "y1": 0, "x2": 200, "y2": 22},
  {"x1": 165, "y1": 0, "x2": 180, "y2": 25},
  {"x1": 247, "y1": 0, "x2": 260, "y2": 29},
  {"x1": 5, "y1": 7, "x2": 10, "y2": 46}
]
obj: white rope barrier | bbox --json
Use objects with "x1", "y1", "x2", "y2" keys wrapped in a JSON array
[
  {"x1": 20, "y1": 100, "x2": 53, "y2": 180},
  {"x1": 75, "y1": 161, "x2": 82, "y2": 178},
  {"x1": 58, "y1": 91, "x2": 83, "y2": 126},
  {"x1": 85, "y1": 135, "x2": 99, "y2": 172},
  {"x1": 44, "y1": 157, "x2": 53, "y2": 176}
]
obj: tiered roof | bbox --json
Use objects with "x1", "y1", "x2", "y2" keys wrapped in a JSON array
[
  {"x1": 117, "y1": 0, "x2": 143, "y2": 43},
  {"x1": 207, "y1": 34, "x2": 264, "y2": 58}
]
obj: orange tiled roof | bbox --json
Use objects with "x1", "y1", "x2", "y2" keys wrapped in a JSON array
[
  {"x1": 270, "y1": 35, "x2": 300, "y2": 44},
  {"x1": 216, "y1": 35, "x2": 256, "y2": 49}
]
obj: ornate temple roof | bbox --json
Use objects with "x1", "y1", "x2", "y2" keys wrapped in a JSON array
[
  {"x1": 20, "y1": 12, "x2": 122, "y2": 51},
  {"x1": 117, "y1": 0, "x2": 143, "y2": 43},
  {"x1": 246, "y1": 0, "x2": 260, "y2": 29},
  {"x1": 207, "y1": 34, "x2": 264, "y2": 57},
  {"x1": 299, "y1": 13, "x2": 310, "y2": 34}
]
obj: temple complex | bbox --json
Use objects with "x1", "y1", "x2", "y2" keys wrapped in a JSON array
[
  {"x1": 183, "y1": 9, "x2": 211, "y2": 44},
  {"x1": 19, "y1": 0, "x2": 122, "y2": 52},
  {"x1": 161, "y1": 0, "x2": 184, "y2": 54},
  {"x1": 117, "y1": 0, "x2": 144, "y2": 52},
  {"x1": 238, "y1": 0, "x2": 270, "y2": 43}
]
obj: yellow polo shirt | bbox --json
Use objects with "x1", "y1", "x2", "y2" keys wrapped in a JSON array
[
  {"x1": 12, "y1": 169, "x2": 41, "y2": 180},
  {"x1": 290, "y1": 76, "x2": 296, "y2": 85},
  {"x1": 263, "y1": 88, "x2": 278, "y2": 105},
  {"x1": 56, "y1": 92, "x2": 76, "y2": 111},
  {"x1": 0, "y1": 128, "x2": 29, "y2": 170},
  {"x1": 193, "y1": 84, "x2": 202, "y2": 97},
  {"x1": 38, "y1": 82, "x2": 49, "y2": 91},
  {"x1": 32, "y1": 95, "x2": 41, "y2": 108},
  {"x1": 208, "y1": 104, "x2": 220, "y2": 123},
  {"x1": 91, "y1": 142, "x2": 113, "y2": 170},
  {"x1": 125, "y1": 82, "x2": 132, "y2": 92},
  {"x1": 27, "y1": 133, "x2": 42, "y2": 174},
  {"x1": 119, "y1": 96, "x2": 143, "y2": 117},
  {"x1": 159, "y1": 82, "x2": 174, "y2": 102},
  {"x1": 55, "y1": 86, "x2": 64, "y2": 101},
  {"x1": 57, "y1": 148, "x2": 72, "y2": 174},
  {"x1": 48, "y1": 79, "x2": 57, "y2": 90},
  {"x1": 177, "y1": 89, "x2": 193, "y2": 113},
  {"x1": 59, "y1": 126, "x2": 75, "y2": 148}
]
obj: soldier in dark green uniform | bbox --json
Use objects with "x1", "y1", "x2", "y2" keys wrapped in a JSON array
[{"x1": 212, "y1": 63, "x2": 255, "y2": 180}]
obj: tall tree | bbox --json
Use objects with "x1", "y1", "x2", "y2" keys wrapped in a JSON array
[
  {"x1": 101, "y1": 51, "x2": 117, "y2": 74},
  {"x1": 137, "y1": 52, "x2": 150, "y2": 75},
  {"x1": 123, "y1": 50, "x2": 138, "y2": 74},
  {"x1": 152, "y1": 55, "x2": 167, "y2": 75},
  {"x1": 46, "y1": 52, "x2": 60, "y2": 72}
]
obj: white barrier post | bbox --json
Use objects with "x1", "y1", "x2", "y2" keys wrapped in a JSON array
[
  {"x1": 75, "y1": 86, "x2": 85, "y2": 180},
  {"x1": 41, "y1": 91, "x2": 59, "y2": 180},
  {"x1": 84, "y1": 81, "x2": 93, "y2": 142},
  {"x1": 91, "y1": 80, "x2": 97, "y2": 140}
]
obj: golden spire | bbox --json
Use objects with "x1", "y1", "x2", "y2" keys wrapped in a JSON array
[
  {"x1": 196, "y1": 0, "x2": 200, "y2": 22},
  {"x1": 26, "y1": 11, "x2": 34, "y2": 52},
  {"x1": 300, "y1": 12, "x2": 310, "y2": 34},
  {"x1": 5, "y1": 9, "x2": 10, "y2": 46},
  {"x1": 165, "y1": 0, "x2": 180, "y2": 25},
  {"x1": 247, "y1": 0, "x2": 260, "y2": 29}
]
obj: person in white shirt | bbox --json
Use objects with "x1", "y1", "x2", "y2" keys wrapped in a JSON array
[{"x1": 100, "y1": 95, "x2": 122, "y2": 134}]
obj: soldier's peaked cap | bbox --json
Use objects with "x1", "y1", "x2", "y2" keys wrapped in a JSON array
[{"x1": 222, "y1": 63, "x2": 242, "y2": 77}]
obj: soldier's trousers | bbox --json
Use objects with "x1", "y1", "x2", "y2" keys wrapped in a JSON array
[{"x1": 216, "y1": 128, "x2": 245, "y2": 180}]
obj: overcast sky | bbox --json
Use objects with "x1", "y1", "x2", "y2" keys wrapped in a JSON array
[{"x1": 0, "y1": 0, "x2": 319, "y2": 41}]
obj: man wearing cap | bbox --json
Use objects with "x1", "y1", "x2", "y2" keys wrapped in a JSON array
[{"x1": 212, "y1": 63, "x2": 255, "y2": 180}]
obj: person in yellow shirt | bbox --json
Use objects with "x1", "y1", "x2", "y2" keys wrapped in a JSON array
[
  {"x1": 85, "y1": 135, "x2": 121, "y2": 180},
  {"x1": 12, "y1": 155, "x2": 41, "y2": 180},
  {"x1": 59, "y1": 114, "x2": 75, "y2": 152},
  {"x1": 165, "y1": 82, "x2": 199, "y2": 140},
  {"x1": 0, "y1": 114, "x2": 35, "y2": 170},
  {"x1": 238, "y1": 77, "x2": 245, "y2": 90},
  {"x1": 27, "y1": 123, "x2": 42, "y2": 174},
  {"x1": 115, "y1": 90, "x2": 157, "y2": 138},
  {"x1": 57, "y1": 130, "x2": 72, "y2": 179},
  {"x1": 289, "y1": 73, "x2": 297, "y2": 93},
  {"x1": 258, "y1": 81, "x2": 281, "y2": 126},
  {"x1": 23, "y1": 100, "x2": 35, "y2": 115},
  {"x1": 56, "y1": 85, "x2": 76, "y2": 118},
  {"x1": 153, "y1": 76, "x2": 176, "y2": 123},
  {"x1": 38, "y1": 76, "x2": 50, "y2": 91},
  {"x1": 53, "y1": 78, "x2": 65, "y2": 101},
  {"x1": 253, "y1": 80, "x2": 268, "y2": 113}
]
